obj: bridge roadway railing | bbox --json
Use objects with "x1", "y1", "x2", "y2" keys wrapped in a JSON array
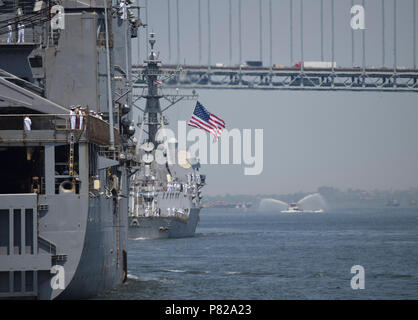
[{"x1": 132, "y1": 65, "x2": 418, "y2": 92}]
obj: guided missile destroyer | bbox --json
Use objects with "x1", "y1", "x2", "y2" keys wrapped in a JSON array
[
  {"x1": 0, "y1": 0, "x2": 142, "y2": 299},
  {"x1": 129, "y1": 34, "x2": 205, "y2": 239}
]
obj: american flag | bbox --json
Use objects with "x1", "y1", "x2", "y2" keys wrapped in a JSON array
[{"x1": 188, "y1": 101, "x2": 225, "y2": 140}]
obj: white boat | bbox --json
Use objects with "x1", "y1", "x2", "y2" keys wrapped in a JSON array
[
  {"x1": 281, "y1": 203, "x2": 303, "y2": 213},
  {"x1": 280, "y1": 203, "x2": 324, "y2": 213}
]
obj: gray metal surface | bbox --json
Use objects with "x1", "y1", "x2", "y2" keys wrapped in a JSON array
[
  {"x1": 129, "y1": 208, "x2": 200, "y2": 239},
  {"x1": 0, "y1": 0, "x2": 140, "y2": 299}
]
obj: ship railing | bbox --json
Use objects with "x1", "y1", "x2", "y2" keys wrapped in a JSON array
[
  {"x1": 0, "y1": 114, "x2": 120, "y2": 146},
  {"x1": 136, "y1": 211, "x2": 190, "y2": 220},
  {"x1": 0, "y1": 113, "x2": 70, "y2": 130},
  {"x1": 97, "y1": 145, "x2": 120, "y2": 161}
]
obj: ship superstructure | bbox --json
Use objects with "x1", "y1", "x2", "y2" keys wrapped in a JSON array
[
  {"x1": 128, "y1": 33, "x2": 205, "y2": 239},
  {"x1": 0, "y1": 0, "x2": 142, "y2": 299}
]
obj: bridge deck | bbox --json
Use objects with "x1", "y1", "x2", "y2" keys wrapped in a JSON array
[{"x1": 132, "y1": 65, "x2": 418, "y2": 92}]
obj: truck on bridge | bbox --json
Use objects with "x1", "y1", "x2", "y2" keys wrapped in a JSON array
[{"x1": 290, "y1": 61, "x2": 337, "y2": 69}]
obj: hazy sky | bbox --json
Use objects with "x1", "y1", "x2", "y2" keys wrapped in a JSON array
[{"x1": 131, "y1": 0, "x2": 418, "y2": 196}]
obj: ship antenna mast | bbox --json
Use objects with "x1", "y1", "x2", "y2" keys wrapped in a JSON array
[{"x1": 137, "y1": 33, "x2": 198, "y2": 146}]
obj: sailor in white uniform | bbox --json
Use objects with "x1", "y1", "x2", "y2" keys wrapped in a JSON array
[
  {"x1": 17, "y1": 23, "x2": 24, "y2": 43},
  {"x1": 7, "y1": 25, "x2": 12, "y2": 43},
  {"x1": 78, "y1": 106, "x2": 84, "y2": 129},
  {"x1": 70, "y1": 106, "x2": 76, "y2": 129},
  {"x1": 119, "y1": 0, "x2": 128, "y2": 20},
  {"x1": 23, "y1": 116, "x2": 32, "y2": 131}
]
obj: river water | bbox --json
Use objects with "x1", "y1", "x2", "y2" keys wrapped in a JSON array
[{"x1": 97, "y1": 208, "x2": 418, "y2": 299}]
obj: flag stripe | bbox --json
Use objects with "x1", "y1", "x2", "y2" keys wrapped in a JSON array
[
  {"x1": 210, "y1": 113, "x2": 224, "y2": 123},
  {"x1": 210, "y1": 114, "x2": 225, "y2": 127},
  {"x1": 189, "y1": 117, "x2": 215, "y2": 132},
  {"x1": 191, "y1": 115, "x2": 216, "y2": 131},
  {"x1": 209, "y1": 118, "x2": 223, "y2": 129},
  {"x1": 210, "y1": 120, "x2": 225, "y2": 129},
  {"x1": 209, "y1": 120, "x2": 223, "y2": 137},
  {"x1": 191, "y1": 119, "x2": 221, "y2": 138},
  {"x1": 190, "y1": 117, "x2": 217, "y2": 135},
  {"x1": 209, "y1": 117, "x2": 224, "y2": 137},
  {"x1": 188, "y1": 119, "x2": 215, "y2": 135}
]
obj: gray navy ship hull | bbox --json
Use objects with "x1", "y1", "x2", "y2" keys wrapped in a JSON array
[
  {"x1": 58, "y1": 196, "x2": 128, "y2": 299},
  {"x1": 0, "y1": 191, "x2": 128, "y2": 300},
  {"x1": 129, "y1": 208, "x2": 200, "y2": 239},
  {"x1": 0, "y1": 0, "x2": 139, "y2": 299}
]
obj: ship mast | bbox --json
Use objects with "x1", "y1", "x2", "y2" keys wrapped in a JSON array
[
  {"x1": 143, "y1": 33, "x2": 162, "y2": 144},
  {"x1": 140, "y1": 33, "x2": 198, "y2": 145}
]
